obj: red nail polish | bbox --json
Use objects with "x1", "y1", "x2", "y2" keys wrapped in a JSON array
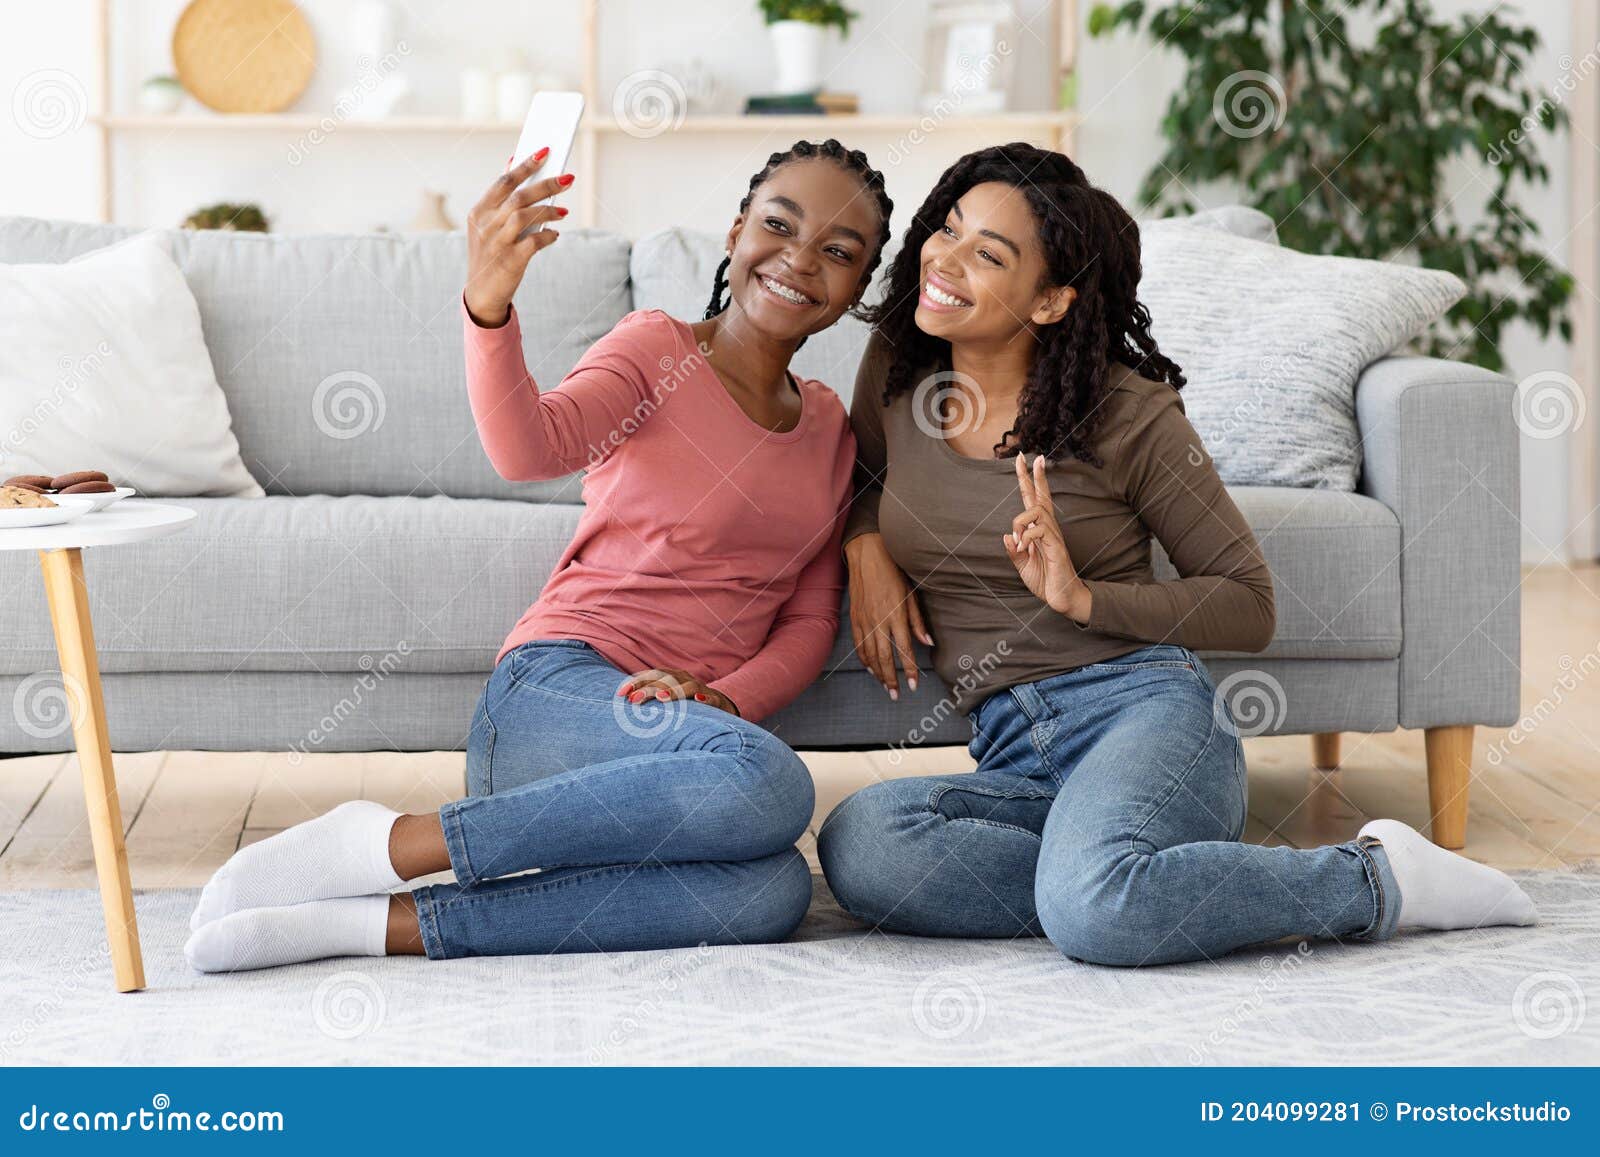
[
  {"x1": 555, "y1": 206, "x2": 569, "y2": 217},
  {"x1": 558, "y1": 173, "x2": 575, "y2": 187},
  {"x1": 534, "y1": 146, "x2": 549, "y2": 159},
  {"x1": 656, "y1": 690, "x2": 669, "y2": 700},
  {"x1": 694, "y1": 693, "x2": 707, "y2": 702}
]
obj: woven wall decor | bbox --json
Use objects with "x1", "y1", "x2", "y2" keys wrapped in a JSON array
[{"x1": 173, "y1": 0, "x2": 316, "y2": 114}]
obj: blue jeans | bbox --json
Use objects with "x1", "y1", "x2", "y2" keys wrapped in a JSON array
[
  {"x1": 412, "y1": 639, "x2": 815, "y2": 958},
  {"x1": 817, "y1": 643, "x2": 1402, "y2": 966}
]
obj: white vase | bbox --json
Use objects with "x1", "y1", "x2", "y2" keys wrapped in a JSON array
[
  {"x1": 769, "y1": 21, "x2": 825, "y2": 95},
  {"x1": 460, "y1": 67, "x2": 494, "y2": 121},
  {"x1": 496, "y1": 71, "x2": 536, "y2": 123},
  {"x1": 349, "y1": 0, "x2": 396, "y2": 58}
]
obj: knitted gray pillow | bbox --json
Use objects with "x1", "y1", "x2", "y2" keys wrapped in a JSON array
[
  {"x1": 1167, "y1": 204, "x2": 1280, "y2": 245},
  {"x1": 1137, "y1": 222, "x2": 1465, "y2": 490}
]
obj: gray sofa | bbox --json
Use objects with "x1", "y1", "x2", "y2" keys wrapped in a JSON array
[{"x1": 0, "y1": 214, "x2": 1519, "y2": 846}]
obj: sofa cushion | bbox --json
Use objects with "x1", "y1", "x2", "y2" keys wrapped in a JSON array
[
  {"x1": 1138, "y1": 222, "x2": 1465, "y2": 491},
  {"x1": 820, "y1": 485, "x2": 1401, "y2": 675},
  {"x1": 0, "y1": 486, "x2": 1397, "y2": 683},
  {"x1": 0, "y1": 231, "x2": 263, "y2": 498},
  {"x1": 0, "y1": 495, "x2": 582, "y2": 676},
  {"x1": 0, "y1": 217, "x2": 632, "y2": 503},
  {"x1": 0, "y1": 483, "x2": 1401, "y2": 684}
]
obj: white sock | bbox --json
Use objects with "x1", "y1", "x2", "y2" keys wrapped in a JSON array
[
  {"x1": 191, "y1": 800, "x2": 405, "y2": 930},
  {"x1": 1358, "y1": 818, "x2": 1537, "y2": 932},
  {"x1": 185, "y1": 895, "x2": 391, "y2": 972}
]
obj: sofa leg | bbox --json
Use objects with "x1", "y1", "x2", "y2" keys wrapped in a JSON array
[
  {"x1": 1311, "y1": 732, "x2": 1340, "y2": 771},
  {"x1": 1423, "y1": 725, "x2": 1473, "y2": 849}
]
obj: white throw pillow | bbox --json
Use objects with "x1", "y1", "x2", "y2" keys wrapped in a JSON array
[
  {"x1": 1137, "y1": 222, "x2": 1465, "y2": 490},
  {"x1": 0, "y1": 231, "x2": 263, "y2": 497}
]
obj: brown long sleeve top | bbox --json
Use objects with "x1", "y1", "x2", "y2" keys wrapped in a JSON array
[{"x1": 843, "y1": 331, "x2": 1276, "y2": 708}]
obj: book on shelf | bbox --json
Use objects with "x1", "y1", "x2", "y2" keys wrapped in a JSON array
[{"x1": 743, "y1": 91, "x2": 860, "y2": 116}]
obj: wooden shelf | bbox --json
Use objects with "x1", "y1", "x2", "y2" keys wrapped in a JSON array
[
  {"x1": 592, "y1": 110, "x2": 1079, "y2": 134},
  {"x1": 90, "y1": 114, "x2": 527, "y2": 131},
  {"x1": 91, "y1": 0, "x2": 1079, "y2": 225},
  {"x1": 91, "y1": 110, "x2": 1079, "y2": 134}
]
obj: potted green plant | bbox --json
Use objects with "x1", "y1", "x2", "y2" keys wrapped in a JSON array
[
  {"x1": 759, "y1": 1, "x2": 858, "y2": 94},
  {"x1": 181, "y1": 203, "x2": 269, "y2": 232},
  {"x1": 1089, "y1": 0, "x2": 1571, "y2": 371}
]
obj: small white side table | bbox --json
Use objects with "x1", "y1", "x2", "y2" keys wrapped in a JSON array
[{"x1": 1, "y1": 500, "x2": 196, "y2": 992}]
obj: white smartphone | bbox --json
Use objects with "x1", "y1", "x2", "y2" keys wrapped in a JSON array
[{"x1": 510, "y1": 90, "x2": 585, "y2": 207}]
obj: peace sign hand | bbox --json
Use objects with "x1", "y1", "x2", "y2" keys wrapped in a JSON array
[{"x1": 1003, "y1": 453, "x2": 1091, "y2": 622}]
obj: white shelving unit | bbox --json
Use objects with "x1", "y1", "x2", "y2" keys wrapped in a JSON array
[{"x1": 90, "y1": 0, "x2": 1079, "y2": 226}]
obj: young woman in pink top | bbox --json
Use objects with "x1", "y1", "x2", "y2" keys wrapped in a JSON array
[{"x1": 185, "y1": 139, "x2": 894, "y2": 971}]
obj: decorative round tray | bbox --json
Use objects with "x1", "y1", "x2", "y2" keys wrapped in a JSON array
[{"x1": 173, "y1": 0, "x2": 316, "y2": 114}]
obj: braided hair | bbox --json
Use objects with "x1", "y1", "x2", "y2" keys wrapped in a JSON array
[
  {"x1": 865, "y1": 142, "x2": 1184, "y2": 466},
  {"x1": 702, "y1": 138, "x2": 894, "y2": 332}
]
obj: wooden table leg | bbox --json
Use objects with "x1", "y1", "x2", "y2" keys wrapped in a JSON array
[{"x1": 37, "y1": 547, "x2": 145, "y2": 993}]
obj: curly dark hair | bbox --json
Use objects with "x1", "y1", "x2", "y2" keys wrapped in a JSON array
[
  {"x1": 703, "y1": 138, "x2": 894, "y2": 334},
  {"x1": 864, "y1": 142, "x2": 1183, "y2": 465}
]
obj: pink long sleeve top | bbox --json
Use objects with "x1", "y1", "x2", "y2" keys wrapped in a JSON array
[{"x1": 463, "y1": 300, "x2": 854, "y2": 721}]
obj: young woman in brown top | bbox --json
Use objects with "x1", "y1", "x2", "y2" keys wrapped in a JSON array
[{"x1": 817, "y1": 143, "x2": 1535, "y2": 965}]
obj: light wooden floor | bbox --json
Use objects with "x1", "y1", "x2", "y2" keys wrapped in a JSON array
[{"x1": 3, "y1": 563, "x2": 1598, "y2": 888}]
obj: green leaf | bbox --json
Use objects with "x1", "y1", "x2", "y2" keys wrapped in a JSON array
[{"x1": 1113, "y1": 0, "x2": 1570, "y2": 371}]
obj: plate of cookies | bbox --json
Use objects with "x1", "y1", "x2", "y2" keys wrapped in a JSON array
[
  {"x1": 0, "y1": 486, "x2": 97, "y2": 529},
  {"x1": 3, "y1": 471, "x2": 134, "y2": 515}
]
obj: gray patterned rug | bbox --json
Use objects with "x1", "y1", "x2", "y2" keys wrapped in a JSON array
[{"x1": 3, "y1": 870, "x2": 1598, "y2": 1065}]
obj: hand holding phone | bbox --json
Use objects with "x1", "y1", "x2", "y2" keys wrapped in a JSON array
[
  {"x1": 511, "y1": 91, "x2": 585, "y2": 201},
  {"x1": 464, "y1": 148, "x2": 575, "y2": 327},
  {"x1": 462, "y1": 91, "x2": 586, "y2": 326}
]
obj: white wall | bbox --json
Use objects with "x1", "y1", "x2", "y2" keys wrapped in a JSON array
[{"x1": 0, "y1": 0, "x2": 1584, "y2": 562}]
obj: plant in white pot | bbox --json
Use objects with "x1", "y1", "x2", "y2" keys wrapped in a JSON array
[{"x1": 759, "y1": 1, "x2": 857, "y2": 94}]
